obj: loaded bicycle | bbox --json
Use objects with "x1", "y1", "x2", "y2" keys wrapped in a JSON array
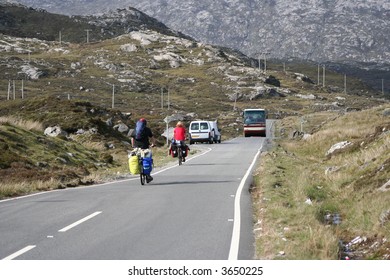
[
  {"x1": 169, "y1": 140, "x2": 188, "y2": 165},
  {"x1": 129, "y1": 148, "x2": 153, "y2": 185},
  {"x1": 177, "y1": 141, "x2": 184, "y2": 165}
]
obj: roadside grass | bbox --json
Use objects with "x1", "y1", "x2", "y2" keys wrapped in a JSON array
[
  {"x1": 0, "y1": 117, "x2": 188, "y2": 200},
  {"x1": 0, "y1": 116, "x2": 44, "y2": 131},
  {"x1": 0, "y1": 178, "x2": 61, "y2": 200},
  {"x1": 253, "y1": 105, "x2": 390, "y2": 259},
  {"x1": 0, "y1": 115, "x2": 120, "y2": 198},
  {"x1": 253, "y1": 145, "x2": 339, "y2": 259}
]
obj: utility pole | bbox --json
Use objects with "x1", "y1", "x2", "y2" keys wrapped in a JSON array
[
  {"x1": 253, "y1": 52, "x2": 262, "y2": 72},
  {"x1": 13, "y1": 80, "x2": 16, "y2": 100},
  {"x1": 112, "y1": 84, "x2": 115, "y2": 109},
  {"x1": 253, "y1": 53, "x2": 261, "y2": 72},
  {"x1": 233, "y1": 91, "x2": 237, "y2": 111},
  {"x1": 85, "y1": 29, "x2": 92, "y2": 43},
  {"x1": 382, "y1": 79, "x2": 385, "y2": 95},
  {"x1": 344, "y1": 74, "x2": 347, "y2": 94},
  {"x1": 167, "y1": 88, "x2": 170, "y2": 110},
  {"x1": 263, "y1": 52, "x2": 270, "y2": 74},
  {"x1": 21, "y1": 79, "x2": 24, "y2": 99},
  {"x1": 161, "y1": 87, "x2": 164, "y2": 109},
  {"x1": 317, "y1": 64, "x2": 320, "y2": 85},
  {"x1": 262, "y1": 33, "x2": 268, "y2": 72},
  {"x1": 322, "y1": 65, "x2": 326, "y2": 87},
  {"x1": 7, "y1": 80, "x2": 11, "y2": 100}
]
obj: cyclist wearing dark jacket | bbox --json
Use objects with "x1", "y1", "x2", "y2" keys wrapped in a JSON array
[
  {"x1": 130, "y1": 118, "x2": 155, "y2": 183},
  {"x1": 130, "y1": 118, "x2": 155, "y2": 149}
]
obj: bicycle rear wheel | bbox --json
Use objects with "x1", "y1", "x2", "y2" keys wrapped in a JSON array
[{"x1": 178, "y1": 147, "x2": 182, "y2": 165}]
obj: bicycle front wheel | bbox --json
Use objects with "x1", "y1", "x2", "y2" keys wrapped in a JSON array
[
  {"x1": 139, "y1": 159, "x2": 145, "y2": 185},
  {"x1": 140, "y1": 173, "x2": 146, "y2": 185}
]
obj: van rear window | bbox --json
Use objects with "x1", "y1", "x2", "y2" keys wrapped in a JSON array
[
  {"x1": 191, "y1": 123, "x2": 199, "y2": 130},
  {"x1": 200, "y1": 122, "x2": 209, "y2": 130}
]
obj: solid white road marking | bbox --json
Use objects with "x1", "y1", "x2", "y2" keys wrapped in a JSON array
[
  {"x1": 228, "y1": 146, "x2": 262, "y2": 260},
  {"x1": 58, "y1": 211, "x2": 102, "y2": 232},
  {"x1": 2, "y1": 245, "x2": 36, "y2": 260}
]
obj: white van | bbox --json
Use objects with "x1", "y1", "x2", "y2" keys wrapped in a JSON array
[
  {"x1": 189, "y1": 120, "x2": 221, "y2": 144},
  {"x1": 209, "y1": 121, "x2": 221, "y2": 143}
]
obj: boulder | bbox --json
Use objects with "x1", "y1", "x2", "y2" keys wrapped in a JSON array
[
  {"x1": 113, "y1": 123, "x2": 129, "y2": 133},
  {"x1": 326, "y1": 141, "x2": 352, "y2": 156},
  {"x1": 44, "y1": 126, "x2": 67, "y2": 137}
]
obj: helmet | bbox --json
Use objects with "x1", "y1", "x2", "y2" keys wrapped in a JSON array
[{"x1": 139, "y1": 118, "x2": 147, "y2": 124}]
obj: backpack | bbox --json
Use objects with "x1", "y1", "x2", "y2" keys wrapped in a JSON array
[{"x1": 135, "y1": 120, "x2": 146, "y2": 140}]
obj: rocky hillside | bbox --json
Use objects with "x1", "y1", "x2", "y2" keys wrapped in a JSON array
[
  {"x1": 0, "y1": 1, "x2": 188, "y2": 43},
  {"x1": 7, "y1": 0, "x2": 389, "y2": 95},
  {"x1": 0, "y1": 2, "x2": 387, "y2": 191},
  {"x1": 9, "y1": 0, "x2": 390, "y2": 65}
]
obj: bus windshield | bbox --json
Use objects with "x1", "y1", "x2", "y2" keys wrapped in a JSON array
[{"x1": 244, "y1": 110, "x2": 266, "y2": 125}]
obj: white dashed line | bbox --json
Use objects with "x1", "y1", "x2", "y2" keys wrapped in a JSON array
[
  {"x1": 58, "y1": 211, "x2": 102, "y2": 232},
  {"x1": 2, "y1": 245, "x2": 36, "y2": 260}
]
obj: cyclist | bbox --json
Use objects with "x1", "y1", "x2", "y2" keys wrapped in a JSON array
[
  {"x1": 172, "y1": 121, "x2": 187, "y2": 162},
  {"x1": 131, "y1": 118, "x2": 155, "y2": 182}
]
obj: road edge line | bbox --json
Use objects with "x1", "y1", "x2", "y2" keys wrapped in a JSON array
[{"x1": 228, "y1": 145, "x2": 262, "y2": 260}]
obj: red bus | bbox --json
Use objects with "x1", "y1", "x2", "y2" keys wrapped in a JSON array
[{"x1": 243, "y1": 109, "x2": 267, "y2": 137}]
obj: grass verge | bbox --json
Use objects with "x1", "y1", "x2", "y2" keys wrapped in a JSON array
[{"x1": 252, "y1": 105, "x2": 390, "y2": 259}]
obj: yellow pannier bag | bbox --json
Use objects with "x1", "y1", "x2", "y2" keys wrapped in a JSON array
[{"x1": 129, "y1": 155, "x2": 140, "y2": 175}]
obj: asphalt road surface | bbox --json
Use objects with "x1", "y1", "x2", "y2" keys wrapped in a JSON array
[{"x1": 0, "y1": 136, "x2": 267, "y2": 260}]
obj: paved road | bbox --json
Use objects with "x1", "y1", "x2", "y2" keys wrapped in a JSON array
[{"x1": 0, "y1": 136, "x2": 266, "y2": 260}]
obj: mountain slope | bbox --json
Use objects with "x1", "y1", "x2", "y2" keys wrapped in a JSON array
[
  {"x1": 0, "y1": 1, "x2": 188, "y2": 43},
  {"x1": 7, "y1": 0, "x2": 390, "y2": 65}
]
